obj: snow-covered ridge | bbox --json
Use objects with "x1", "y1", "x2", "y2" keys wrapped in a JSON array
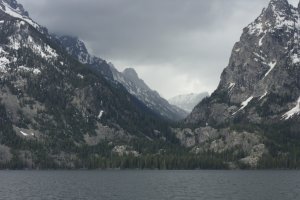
[
  {"x1": 0, "y1": 1, "x2": 40, "y2": 29},
  {"x1": 247, "y1": 0, "x2": 300, "y2": 38},
  {"x1": 282, "y1": 97, "x2": 300, "y2": 119}
]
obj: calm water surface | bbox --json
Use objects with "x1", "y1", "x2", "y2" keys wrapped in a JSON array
[{"x1": 0, "y1": 170, "x2": 299, "y2": 200}]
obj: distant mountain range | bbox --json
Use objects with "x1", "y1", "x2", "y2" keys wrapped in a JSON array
[
  {"x1": 168, "y1": 92, "x2": 209, "y2": 113},
  {"x1": 56, "y1": 35, "x2": 187, "y2": 121},
  {"x1": 0, "y1": 0, "x2": 300, "y2": 169},
  {"x1": 0, "y1": 0, "x2": 188, "y2": 169}
]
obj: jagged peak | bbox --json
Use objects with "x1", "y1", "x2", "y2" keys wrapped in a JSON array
[
  {"x1": 0, "y1": 0, "x2": 29, "y2": 17},
  {"x1": 269, "y1": 0, "x2": 290, "y2": 6},
  {"x1": 267, "y1": 0, "x2": 292, "y2": 13},
  {"x1": 122, "y1": 68, "x2": 152, "y2": 91},
  {"x1": 246, "y1": 0, "x2": 298, "y2": 36},
  {"x1": 59, "y1": 35, "x2": 88, "y2": 53},
  {"x1": 0, "y1": 0, "x2": 42, "y2": 31}
]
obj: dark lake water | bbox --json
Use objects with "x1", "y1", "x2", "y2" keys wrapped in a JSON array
[{"x1": 0, "y1": 170, "x2": 299, "y2": 200}]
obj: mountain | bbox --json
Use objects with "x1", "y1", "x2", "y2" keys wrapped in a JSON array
[
  {"x1": 185, "y1": 0, "x2": 300, "y2": 126},
  {"x1": 110, "y1": 66, "x2": 188, "y2": 120},
  {"x1": 55, "y1": 35, "x2": 113, "y2": 80},
  {"x1": 174, "y1": 0, "x2": 300, "y2": 168},
  {"x1": 168, "y1": 92, "x2": 209, "y2": 113},
  {"x1": 56, "y1": 35, "x2": 188, "y2": 121},
  {"x1": 0, "y1": 0, "x2": 187, "y2": 169},
  {"x1": 0, "y1": 0, "x2": 28, "y2": 16},
  {"x1": 2, "y1": 0, "x2": 300, "y2": 169}
]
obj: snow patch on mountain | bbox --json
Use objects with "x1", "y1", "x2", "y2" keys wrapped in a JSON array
[
  {"x1": 27, "y1": 36, "x2": 58, "y2": 59},
  {"x1": 18, "y1": 66, "x2": 41, "y2": 75},
  {"x1": 233, "y1": 96, "x2": 254, "y2": 115},
  {"x1": 7, "y1": 34, "x2": 58, "y2": 60},
  {"x1": 20, "y1": 130, "x2": 28, "y2": 136},
  {"x1": 253, "y1": 52, "x2": 266, "y2": 61},
  {"x1": 0, "y1": 56, "x2": 10, "y2": 73},
  {"x1": 77, "y1": 74, "x2": 84, "y2": 79},
  {"x1": 98, "y1": 110, "x2": 104, "y2": 120},
  {"x1": 264, "y1": 61, "x2": 277, "y2": 77},
  {"x1": 291, "y1": 54, "x2": 300, "y2": 64},
  {"x1": 259, "y1": 35, "x2": 265, "y2": 46},
  {"x1": 259, "y1": 91, "x2": 268, "y2": 100},
  {"x1": 1, "y1": 1, "x2": 39, "y2": 29},
  {"x1": 282, "y1": 97, "x2": 300, "y2": 120},
  {"x1": 228, "y1": 83, "x2": 236, "y2": 92},
  {"x1": 8, "y1": 35, "x2": 21, "y2": 50},
  {"x1": 248, "y1": 21, "x2": 264, "y2": 36}
]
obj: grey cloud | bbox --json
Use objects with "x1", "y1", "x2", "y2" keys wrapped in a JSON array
[{"x1": 17, "y1": 0, "x2": 299, "y2": 98}]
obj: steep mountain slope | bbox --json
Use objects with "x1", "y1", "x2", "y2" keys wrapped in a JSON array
[
  {"x1": 110, "y1": 66, "x2": 188, "y2": 120},
  {"x1": 186, "y1": 0, "x2": 300, "y2": 126},
  {"x1": 168, "y1": 92, "x2": 209, "y2": 112},
  {"x1": 55, "y1": 35, "x2": 113, "y2": 80},
  {"x1": 57, "y1": 35, "x2": 188, "y2": 121},
  {"x1": 0, "y1": 0, "x2": 180, "y2": 168},
  {"x1": 175, "y1": 0, "x2": 300, "y2": 168}
]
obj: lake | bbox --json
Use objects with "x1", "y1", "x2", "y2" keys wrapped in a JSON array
[{"x1": 0, "y1": 170, "x2": 299, "y2": 200}]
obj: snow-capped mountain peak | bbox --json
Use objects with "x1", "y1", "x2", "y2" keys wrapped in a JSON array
[
  {"x1": 1, "y1": 0, "x2": 28, "y2": 16},
  {"x1": 168, "y1": 92, "x2": 209, "y2": 113},
  {"x1": 185, "y1": 0, "x2": 300, "y2": 126},
  {"x1": 0, "y1": 0, "x2": 40, "y2": 29}
]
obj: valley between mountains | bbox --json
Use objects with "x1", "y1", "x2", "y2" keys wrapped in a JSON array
[{"x1": 0, "y1": 0, "x2": 299, "y2": 169}]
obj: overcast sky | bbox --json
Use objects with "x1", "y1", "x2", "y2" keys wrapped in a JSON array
[{"x1": 18, "y1": 0, "x2": 299, "y2": 98}]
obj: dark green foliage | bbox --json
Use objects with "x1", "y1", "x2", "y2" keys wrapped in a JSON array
[{"x1": 79, "y1": 154, "x2": 228, "y2": 170}]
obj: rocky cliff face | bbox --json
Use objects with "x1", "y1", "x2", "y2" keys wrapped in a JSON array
[
  {"x1": 56, "y1": 36, "x2": 114, "y2": 80},
  {"x1": 186, "y1": 0, "x2": 300, "y2": 126},
  {"x1": 174, "y1": 0, "x2": 300, "y2": 168}
]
